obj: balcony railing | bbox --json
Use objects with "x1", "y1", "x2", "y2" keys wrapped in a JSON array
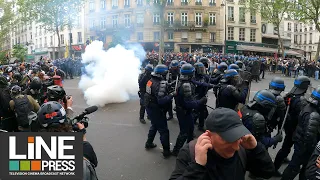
[
  {"x1": 195, "y1": 2, "x2": 202, "y2": 5},
  {"x1": 181, "y1": 38, "x2": 188, "y2": 42},
  {"x1": 136, "y1": 23, "x2": 144, "y2": 27},
  {"x1": 195, "y1": 39, "x2": 202, "y2": 42},
  {"x1": 209, "y1": 2, "x2": 216, "y2": 6},
  {"x1": 210, "y1": 39, "x2": 215, "y2": 42},
  {"x1": 309, "y1": 41, "x2": 312, "y2": 44},
  {"x1": 181, "y1": 2, "x2": 188, "y2": 5},
  {"x1": 250, "y1": 19, "x2": 256, "y2": 24},
  {"x1": 164, "y1": 21, "x2": 208, "y2": 29},
  {"x1": 90, "y1": 24, "x2": 135, "y2": 33},
  {"x1": 137, "y1": 2, "x2": 143, "y2": 6},
  {"x1": 167, "y1": 2, "x2": 173, "y2": 5},
  {"x1": 304, "y1": 41, "x2": 306, "y2": 44}
]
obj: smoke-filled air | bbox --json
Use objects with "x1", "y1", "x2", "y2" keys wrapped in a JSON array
[{"x1": 78, "y1": 41, "x2": 145, "y2": 107}]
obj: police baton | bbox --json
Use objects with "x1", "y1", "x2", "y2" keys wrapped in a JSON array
[
  {"x1": 174, "y1": 76, "x2": 179, "y2": 93},
  {"x1": 206, "y1": 105, "x2": 214, "y2": 110},
  {"x1": 273, "y1": 98, "x2": 291, "y2": 149}
]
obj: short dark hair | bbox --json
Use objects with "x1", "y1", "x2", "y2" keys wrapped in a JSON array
[{"x1": 40, "y1": 123, "x2": 72, "y2": 132}]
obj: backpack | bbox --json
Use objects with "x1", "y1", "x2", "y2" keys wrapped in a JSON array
[
  {"x1": 12, "y1": 95, "x2": 33, "y2": 127},
  {"x1": 0, "y1": 87, "x2": 13, "y2": 117},
  {"x1": 188, "y1": 139, "x2": 247, "y2": 170},
  {"x1": 83, "y1": 157, "x2": 98, "y2": 180}
]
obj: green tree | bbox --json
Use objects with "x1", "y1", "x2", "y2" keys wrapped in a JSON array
[
  {"x1": 12, "y1": 44, "x2": 27, "y2": 62},
  {"x1": 0, "y1": 51, "x2": 9, "y2": 64},
  {"x1": 0, "y1": 0, "x2": 14, "y2": 48},
  {"x1": 293, "y1": 0, "x2": 320, "y2": 60},
  {"x1": 245, "y1": 0, "x2": 292, "y2": 58},
  {"x1": 17, "y1": 0, "x2": 85, "y2": 59}
]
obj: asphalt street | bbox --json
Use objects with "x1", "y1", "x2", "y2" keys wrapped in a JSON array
[{"x1": 63, "y1": 72, "x2": 320, "y2": 180}]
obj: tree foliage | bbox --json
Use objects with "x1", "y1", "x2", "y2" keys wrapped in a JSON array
[
  {"x1": 0, "y1": 51, "x2": 9, "y2": 64},
  {"x1": 17, "y1": 0, "x2": 85, "y2": 58},
  {"x1": 0, "y1": 0, "x2": 14, "y2": 48},
  {"x1": 12, "y1": 44, "x2": 27, "y2": 62},
  {"x1": 245, "y1": 0, "x2": 292, "y2": 58},
  {"x1": 293, "y1": 0, "x2": 320, "y2": 60}
]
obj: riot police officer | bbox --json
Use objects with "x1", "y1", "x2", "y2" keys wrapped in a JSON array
[
  {"x1": 192, "y1": 62, "x2": 214, "y2": 131},
  {"x1": 228, "y1": 64, "x2": 240, "y2": 71},
  {"x1": 138, "y1": 64, "x2": 153, "y2": 124},
  {"x1": 144, "y1": 64, "x2": 174, "y2": 158},
  {"x1": 235, "y1": 60, "x2": 245, "y2": 70},
  {"x1": 241, "y1": 90, "x2": 283, "y2": 148},
  {"x1": 171, "y1": 64, "x2": 207, "y2": 156},
  {"x1": 166, "y1": 60, "x2": 179, "y2": 120},
  {"x1": 281, "y1": 87, "x2": 320, "y2": 180},
  {"x1": 216, "y1": 69, "x2": 248, "y2": 110},
  {"x1": 274, "y1": 76, "x2": 310, "y2": 176}
]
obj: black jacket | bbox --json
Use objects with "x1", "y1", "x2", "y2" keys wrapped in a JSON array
[
  {"x1": 306, "y1": 141, "x2": 320, "y2": 180},
  {"x1": 169, "y1": 142, "x2": 274, "y2": 180}
]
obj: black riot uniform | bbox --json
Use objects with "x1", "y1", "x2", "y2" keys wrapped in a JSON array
[
  {"x1": 305, "y1": 141, "x2": 320, "y2": 179},
  {"x1": 241, "y1": 90, "x2": 283, "y2": 149},
  {"x1": 172, "y1": 64, "x2": 207, "y2": 156},
  {"x1": 144, "y1": 64, "x2": 174, "y2": 158},
  {"x1": 23, "y1": 77, "x2": 43, "y2": 105},
  {"x1": 138, "y1": 64, "x2": 153, "y2": 124},
  {"x1": 192, "y1": 62, "x2": 214, "y2": 131},
  {"x1": 274, "y1": 76, "x2": 310, "y2": 176},
  {"x1": 216, "y1": 69, "x2": 249, "y2": 110},
  {"x1": 281, "y1": 87, "x2": 320, "y2": 180},
  {"x1": 267, "y1": 77, "x2": 286, "y2": 132},
  {"x1": 166, "y1": 60, "x2": 179, "y2": 120}
]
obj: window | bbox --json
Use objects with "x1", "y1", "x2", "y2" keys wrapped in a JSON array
[
  {"x1": 167, "y1": 0, "x2": 173, "y2": 5},
  {"x1": 181, "y1": 13, "x2": 188, "y2": 26},
  {"x1": 195, "y1": 13, "x2": 202, "y2": 27},
  {"x1": 287, "y1": 33, "x2": 291, "y2": 37},
  {"x1": 154, "y1": 32, "x2": 160, "y2": 41},
  {"x1": 124, "y1": 14, "x2": 131, "y2": 27},
  {"x1": 209, "y1": 0, "x2": 215, "y2": 6},
  {"x1": 101, "y1": 0, "x2": 106, "y2": 9},
  {"x1": 137, "y1": 32, "x2": 143, "y2": 41},
  {"x1": 112, "y1": 15, "x2": 118, "y2": 27},
  {"x1": 181, "y1": 32, "x2": 188, "y2": 40},
  {"x1": 228, "y1": 7, "x2": 234, "y2": 21},
  {"x1": 181, "y1": 0, "x2": 188, "y2": 5},
  {"x1": 294, "y1": 23, "x2": 298, "y2": 32},
  {"x1": 195, "y1": 0, "x2": 202, "y2": 5},
  {"x1": 30, "y1": 32, "x2": 32, "y2": 40},
  {"x1": 39, "y1": 38, "x2": 42, "y2": 48},
  {"x1": 250, "y1": 10, "x2": 256, "y2": 23},
  {"x1": 227, "y1": 27, "x2": 234, "y2": 40},
  {"x1": 196, "y1": 32, "x2": 202, "y2": 39},
  {"x1": 304, "y1": 34, "x2": 307, "y2": 44},
  {"x1": 239, "y1": 7, "x2": 245, "y2": 23},
  {"x1": 294, "y1": 35, "x2": 297, "y2": 43},
  {"x1": 210, "y1": 32, "x2": 215, "y2": 42},
  {"x1": 288, "y1": 22, "x2": 291, "y2": 31},
  {"x1": 44, "y1": 37, "x2": 47, "y2": 47},
  {"x1": 100, "y1": 17, "x2": 106, "y2": 29},
  {"x1": 89, "y1": 0, "x2": 95, "y2": 12},
  {"x1": 239, "y1": 28, "x2": 245, "y2": 41},
  {"x1": 89, "y1": 19, "x2": 95, "y2": 29},
  {"x1": 310, "y1": 26, "x2": 313, "y2": 31},
  {"x1": 300, "y1": 23, "x2": 302, "y2": 32},
  {"x1": 137, "y1": 0, "x2": 143, "y2": 6},
  {"x1": 78, "y1": 32, "x2": 82, "y2": 43},
  {"x1": 209, "y1": 13, "x2": 216, "y2": 25},
  {"x1": 50, "y1": 36, "x2": 53, "y2": 45},
  {"x1": 112, "y1": 0, "x2": 118, "y2": 8},
  {"x1": 35, "y1": 39, "x2": 37, "y2": 48},
  {"x1": 310, "y1": 33, "x2": 312, "y2": 43},
  {"x1": 60, "y1": 35, "x2": 64, "y2": 44},
  {"x1": 167, "y1": 13, "x2": 174, "y2": 25},
  {"x1": 153, "y1": 13, "x2": 160, "y2": 25},
  {"x1": 299, "y1": 35, "x2": 302, "y2": 44},
  {"x1": 250, "y1": 29, "x2": 256, "y2": 42},
  {"x1": 168, "y1": 32, "x2": 173, "y2": 40},
  {"x1": 154, "y1": 0, "x2": 159, "y2": 3},
  {"x1": 76, "y1": 16, "x2": 81, "y2": 28},
  {"x1": 137, "y1": 13, "x2": 144, "y2": 26},
  {"x1": 124, "y1": 0, "x2": 130, "y2": 7}
]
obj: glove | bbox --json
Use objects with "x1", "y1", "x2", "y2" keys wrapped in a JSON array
[
  {"x1": 199, "y1": 97, "x2": 208, "y2": 105},
  {"x1": 244, "y1": 80, "x2": 250, "y2": 86},
  {"x1": 138, "y1": 91, "x2": 141, "y2": 98},
  {"x1": 170, "y1": 91, "x2": 177, "y2": 97},
  {"x1": 209, "y1": 84, "x2": 215, "y2": 88},
  {"x1": 273, "y1": 133, "x2": 283, "y2": 143},
  {"x1": 226, "y1": 85, "x2": 237, "y2": 91}
]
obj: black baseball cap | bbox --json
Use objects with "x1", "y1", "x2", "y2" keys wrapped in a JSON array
[{"x1": 205, "y1": 107, "x2": 251, "y2": 143}]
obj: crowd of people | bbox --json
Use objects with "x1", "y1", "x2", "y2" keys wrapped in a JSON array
[{"x1": 138, "y1": 54, "x2": 320, "y2": 180}]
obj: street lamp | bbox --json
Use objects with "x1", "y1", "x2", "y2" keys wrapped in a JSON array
[{"x1": 221, "y1": 1, "x2": 227, "y2": 54}]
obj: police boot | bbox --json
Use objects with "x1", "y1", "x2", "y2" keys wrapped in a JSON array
[
  {"x1": 273, "y1": 170, "x2": 282, "y2": 177},
  {"x1": 162, "y1": 149, "x2": 171, "y2": 159},
  {"x1": 167, "y1": 115, "x2": 173, "y2": 121},
  {"x1": 172, "y1": 134, "x2": 187, "y2": 156},
  {"x1": 145, "y1": 142, "x2": 157, "y2": 150},
  {"x1": 139, "y1": 118, "x2": 146, "y2": 124}
]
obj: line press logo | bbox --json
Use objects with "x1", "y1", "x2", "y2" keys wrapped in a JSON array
[{"x1": 0, "y1": 132, "x2": 83, "y2": 180}]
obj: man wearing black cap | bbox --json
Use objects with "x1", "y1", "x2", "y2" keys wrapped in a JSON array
[{"x1": 170, "y1": 108, "x2": 274, "y2": 180}]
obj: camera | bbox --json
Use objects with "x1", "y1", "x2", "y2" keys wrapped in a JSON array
[{"x1": 70, "y1": 106, "x2": 98, "y2": 132}]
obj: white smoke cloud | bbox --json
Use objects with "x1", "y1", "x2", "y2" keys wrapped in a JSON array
[{"x1": 78, "y1": 41, "x2": 144, "y2": 106}]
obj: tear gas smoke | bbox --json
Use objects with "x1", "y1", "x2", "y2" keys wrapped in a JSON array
[{"x1": 78, "y1": 41, "x2": 145, "y2": 106}]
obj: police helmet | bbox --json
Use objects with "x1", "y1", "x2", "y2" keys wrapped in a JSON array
[
  {"x1": 151, "y1": 64, "x2": 168, "y2": 78},
  {"x1": 235, "y1": 61, "x2": 243, "y2": 68},
  {"x1": 251, "y1": 90, "x2": 277, "y2": 119},
  {"x1": 307, "y1": 87, "x2": 320, "y2": 106},
  {"x1": 218, "y1": 63, "x2": 228, "y2": 72},
  {"x1": 269, "y1": 77, "x2": 285, "y2": 95},
  {"x1": 170, "y1": 60, "x2": 179, "y2": 68},
  {"x1": 288, "y1": 76, "x2": 311, "y2": 95},
  {"x1": 179, "y1": 61, "x2": 187, "y2": 67},
  {"x1": 5, "y1": 67, "x2": 12, "y2": 73},
  {"x1": 194, "y1": 62, "x2": 206, "y2": 75},
  {"x1": 144, "y1": 64, "x2": 153, "y2": 72},
  {"x1": 13, "y1": 73, "x2": 22, "y2": 82},
  {"x1": 10, "y1": 85, "x2": 21, "y2": 97},
  {"x1": 30, "y1": 77, "x2": 42, "y2": 90},
  {"x1": 228, "y1": 64, "x2": 240, "y2": 71},
  {"x1": 180, "y1": 63, "x2": 195, "y2": 76},
  {"x1": 47, "y1": 85, "x2": 66, "y2": 101},
  {"x1": 38, "y1": 101, "x2": 67, "y2": 128}
]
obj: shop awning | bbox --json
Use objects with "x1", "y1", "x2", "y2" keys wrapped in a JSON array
[
  {"x1": 26, "y1": 55, "x2": 34, "y2": 60},
  {"x1": 237, "y1": 45, "x2": 278, "y2": 53},
  {"x1": 72, "y1": 45, "x2": 82, "y2": 51},
  {"x1": 33, "y1": 51, "x2": 48, "y2": 55},
  {"x1": 285, "y1": 50, "x2": 303, "y2": 57}
]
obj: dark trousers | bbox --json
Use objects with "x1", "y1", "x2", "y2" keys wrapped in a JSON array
[
  {"x1": 173, "y1": 108, "x2": 194, "y2": 153},
  {"x1": 145, "y1": 107, "x2": 170, "y2": 150},
  {"x1": 165, "y1": 100, "x2": 173, "y2": 118},
  {"x1": 274, "y1": 129, "x2": 294, "y2": 170},
  {"x1": 139, "y1": 95, "x2": 146, "y2": 119},
  {"x1": 260, "y1": 70, "x2": 265, "y2": 79},
  {"x1": 68, "y1": 68, "x2": 74, "y2": 79},
  {"x1": 281, "y1": 144, "x2": 312, "y2": 180},
  {"x1": 197, "y1": 104, "x2": 208, "y2": 129},
  {"x1": 1, "y1": 117, "x2": 18, "y2": 132}
]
